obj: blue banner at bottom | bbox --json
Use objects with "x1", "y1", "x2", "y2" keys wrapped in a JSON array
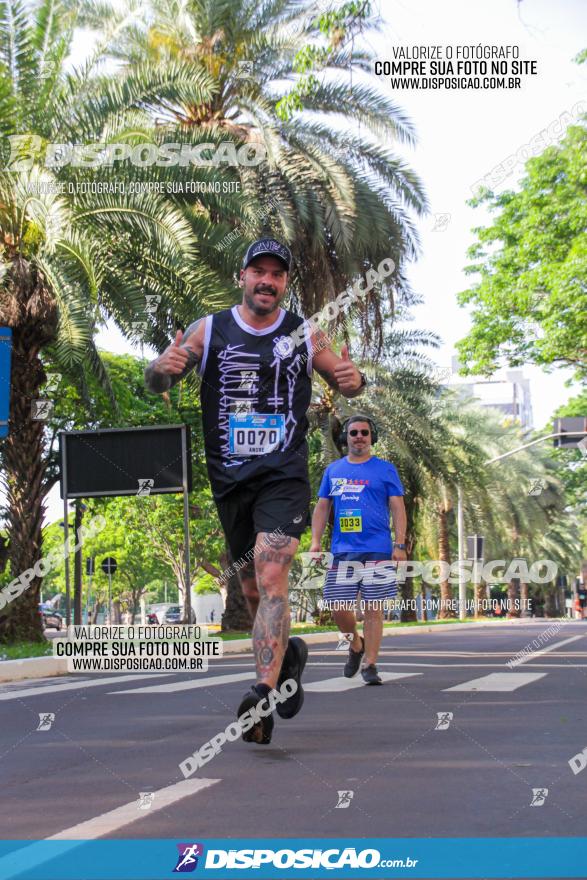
[{"x1": 0, "y1": 838, "x2": 584, "y2": 879}]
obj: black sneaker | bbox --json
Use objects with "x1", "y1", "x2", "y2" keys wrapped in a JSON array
[
  {"x1": 361, "y1": 663, "x2": 382, "y2": 685},
  {"x1": 237, "y1": 685, "x2": 274, "y2": 744},
  {"x1": 344, "y1": 636, "x2": 365, "y2": 678},
  {"x1": 276, "y1": 636, "x2": 308, "y2": 719}
]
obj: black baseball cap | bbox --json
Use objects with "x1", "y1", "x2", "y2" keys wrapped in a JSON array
[{"x1": 242, "y1": 238, "x2": 292, "y2": 272}]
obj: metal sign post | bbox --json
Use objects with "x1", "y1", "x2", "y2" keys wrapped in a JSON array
[
  {"x1": 101, "y1": 557, "x2": 117, "y2": 624},
  {"x1": 86, "y1": 557, "x2": 95, "y2": 623},
  {"x1": 59, "y1": 425, "x2": 193, "y2": 623},
  {"x1": 181, "y1": 425, "x2": 192, "y2": 624},
  {"x1": 467, "y1": 535, "x2": 485, "y2": 614}
]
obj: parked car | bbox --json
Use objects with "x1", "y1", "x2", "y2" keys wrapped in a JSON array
[
  {"x1": 164, "y1": 605, "x2": 182, "y2": 624},
  {"x1": 39, "y1": 604, "x2": 63, "y2": 631},
  {"x1": 148, "y1": 603, "x2": 176, "y2": 624}
]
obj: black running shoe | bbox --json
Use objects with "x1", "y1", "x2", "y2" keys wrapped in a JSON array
[
  {"x1": 344, "y1": 636, "x2": 365, "y2": 678},
  {"x1": 237, "y1": 685, "x2": 274, "y2": 744},
  {"x1": 276, "y1": 636, "x2": 308, "y2": 719},
  {"x1": 361, "y1": 663, "x2": 382, "y2": 685}
]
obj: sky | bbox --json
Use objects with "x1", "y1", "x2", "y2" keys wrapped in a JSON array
[
  {"x1": 43, "y1": 0, "x2": 587, "y2": 524},
  {"x1": 368, "y1": 0, "x2": 586, "y2": 427}
]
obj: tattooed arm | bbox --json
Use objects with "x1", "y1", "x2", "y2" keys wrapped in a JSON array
[{"x1": 144, "y1": 319, "x2": 205, "y2": 393}]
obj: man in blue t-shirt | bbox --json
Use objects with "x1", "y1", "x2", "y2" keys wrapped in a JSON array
[{"x1": 310, "y1": 415, "x2": 407, "y2": 685}]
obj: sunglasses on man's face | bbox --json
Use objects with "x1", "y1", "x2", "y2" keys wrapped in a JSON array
[{"x1": 349, "y1": 428, "x2": 370, "y2": 437}]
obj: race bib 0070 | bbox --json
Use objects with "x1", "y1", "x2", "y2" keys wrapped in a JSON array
[{"x1": 228, "y1": 413, "x2": 285, "y2": 456}]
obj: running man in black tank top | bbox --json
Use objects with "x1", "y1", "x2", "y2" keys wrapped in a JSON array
[{"x1": 145, "y1": 239, "x2": 365, "y2": 745}]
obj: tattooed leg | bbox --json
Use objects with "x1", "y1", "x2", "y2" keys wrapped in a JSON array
[
  {"x1": 252, "y1": 532, "x2": 299, "y2": 688},
  {"x1": 237, "y1": 559, "x2": 260, "y2": 620}
]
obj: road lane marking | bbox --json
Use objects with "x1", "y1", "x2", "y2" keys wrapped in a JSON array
[
  {"x1": 114, "y1": 671, "x2": 422, "y2": 696},
  {"x1": 444, "y1": 672, "x2": 547, "y2": 692},
  {"x1": 509, "y1": 634, "x2": 584, "y2": 665},
  {"x1": 112, "y1": 671, "x2": 252, "y2": 694},
  {"x1": 48, "y1": 777, "x2": 220, "y2": 839},
  {"x1": 312, "y1": 650, "x2": 529, "y2": 657},
  {"x1": 0, "y1": 674, "x2": 175, "y2": 702},
  {"x1": 0, "y1": 779, "x2": 220, "y2": 879},
  {"x1": 305, "y1": 672, "x2": 421, "y2": 692}
]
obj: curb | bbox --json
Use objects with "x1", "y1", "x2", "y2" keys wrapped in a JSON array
[
  {"x1": 0, "y1": 656, "x2": 68, "y2": 683},
  {"x1": 0, "y1": 618, "x2": 537, "y2": 683}
]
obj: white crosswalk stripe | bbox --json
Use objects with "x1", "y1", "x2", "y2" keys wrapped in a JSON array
[
  {"x1": 0, "y1": 665, "x2": 555, "y2": 702},
  {"x1": 112, "y1": 670, "x2": 422, "y2": 695},
  {"x1": 112, "y1": 671, "x2": 252, "y2": 694},
  {"x1": 444, "y1": 672, "x2": 547, "y2": 692},
  {"x1": 305, "y1": 672, "x2": 422, "y2": 692}
]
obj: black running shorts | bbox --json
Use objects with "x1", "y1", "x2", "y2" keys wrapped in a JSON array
[{"x1": 215, "y1": 476, "x2": 311, "y2": 563}]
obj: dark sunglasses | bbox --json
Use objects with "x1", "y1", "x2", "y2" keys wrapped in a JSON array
[{"x1": 349, "y1": 428, "x2": 370, "y2": 437}]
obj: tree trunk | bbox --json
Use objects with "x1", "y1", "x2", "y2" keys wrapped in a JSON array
[
  {"x1": 0, "y1": 264, "x2": 57, "y2": 643},
  {"x1": 400, "y1": 534, "x2": 417, "y2": 622},
  {"x1": 520, "y1": 581, "x2": 530, "y2": 618},
  {"x1": 221, "y1": 547, "x2": 253, "y2": 632},
  {"x1": 400, "y1": 575, "x2": 417, "y2": 622},
  {"x1": 507, "y1": 578, "x2": 521, "y2": 618},
  {"x1": 438, "y1": 505, "x2": 456, "y2": 619},
  {"x1": 0, "y1": 536, "x2": 9, "y2": 574},
  {"x1": 544, "y1": 584, "x2": 558, "y2": 618},
  {"x1": 420, "y1": 581, "x2": 427, "y2": 622},
  {"x1": 474, "y1": 582, "x2": 486, "y2": 617}
]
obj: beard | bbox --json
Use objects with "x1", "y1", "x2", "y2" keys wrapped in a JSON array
[
  {"x1": 348, "y1": 442, "x2": 368, "y2": 456},
  {"x1": 244, "y1": 284, "x2": 280, "y2": 315}
]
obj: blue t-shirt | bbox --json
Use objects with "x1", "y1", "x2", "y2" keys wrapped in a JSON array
[{"x1": 318, "y1": 456, "x2": 404, "y2": 554}]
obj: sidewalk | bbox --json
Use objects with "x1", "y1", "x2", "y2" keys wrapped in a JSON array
[{"x1": 0, "y1": 618, "x2": 534, "y2": 683}]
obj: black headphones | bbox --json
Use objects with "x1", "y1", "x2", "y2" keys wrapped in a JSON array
[{"x1": 340, "y1": 414, "x2": 379, "y2": 445}]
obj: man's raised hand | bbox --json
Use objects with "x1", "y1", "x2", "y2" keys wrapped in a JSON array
[
  {"x1": 333, "y1": 344, "x2": 362, "y2": 394},
  {"x1": 157, "y1": 330, "x2": 192, "y2": 375}
]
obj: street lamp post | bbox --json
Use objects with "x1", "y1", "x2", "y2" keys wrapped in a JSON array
[{"x1": 457, "y1": 486, "x2": 466, "y2": 620}]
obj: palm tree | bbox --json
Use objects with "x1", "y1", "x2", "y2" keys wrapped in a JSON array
[
  {"x1": 427, "y1": 404, "x2": 577, "y2": 622},
  {"x1": 0, "y1": 0, "x2": 237, "y2": 641},
  {"x1": 320, "y1": 324, "x2": 447, "y2": 620},
  {"x1": 74, "y1": 0, "x2": 429, "y2": 630},
  {"x1": 424, "y1": 397, "x2": 505, "y2": 618},
  {"x1": 482, "y1": 441, "x2": 577, "y2": 619},
  {"x1": 76, "y1": 0, "x2": 428, "y2": 349}
]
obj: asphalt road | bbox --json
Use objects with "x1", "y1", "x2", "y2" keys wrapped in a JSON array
[{"x1": 1, "y1": 620, "x2": 586, "y2": 877}]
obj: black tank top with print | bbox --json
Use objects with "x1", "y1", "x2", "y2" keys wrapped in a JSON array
[{"x1": 198, "y1": 306, "x2": 313, "y2": 499}]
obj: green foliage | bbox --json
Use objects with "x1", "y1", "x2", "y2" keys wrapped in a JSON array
[
  {"x1": 318, "y1": 324, "x2": 581, "y2": 597},
  {"x1": 457, "y1": 122, "x2": 587, "y2": 379},
  {"x1": 194, "y1": 573, "x2": 220, "y2": 595},
  {"x1": 0, "y1": 641, "x2": 53, "y2": 660},
  {"x1": 75, "y1": 0, "x2": 425, "y2": 349},
  {"x1": 550, "y1": 389, "x2": 587, "y2": 552},
  {"x1": 276, "y1": 0, "x2": 372, "y2": 121},
  {"x1": 36, "y1": 352, "x2": 226, "y2": 613}
]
